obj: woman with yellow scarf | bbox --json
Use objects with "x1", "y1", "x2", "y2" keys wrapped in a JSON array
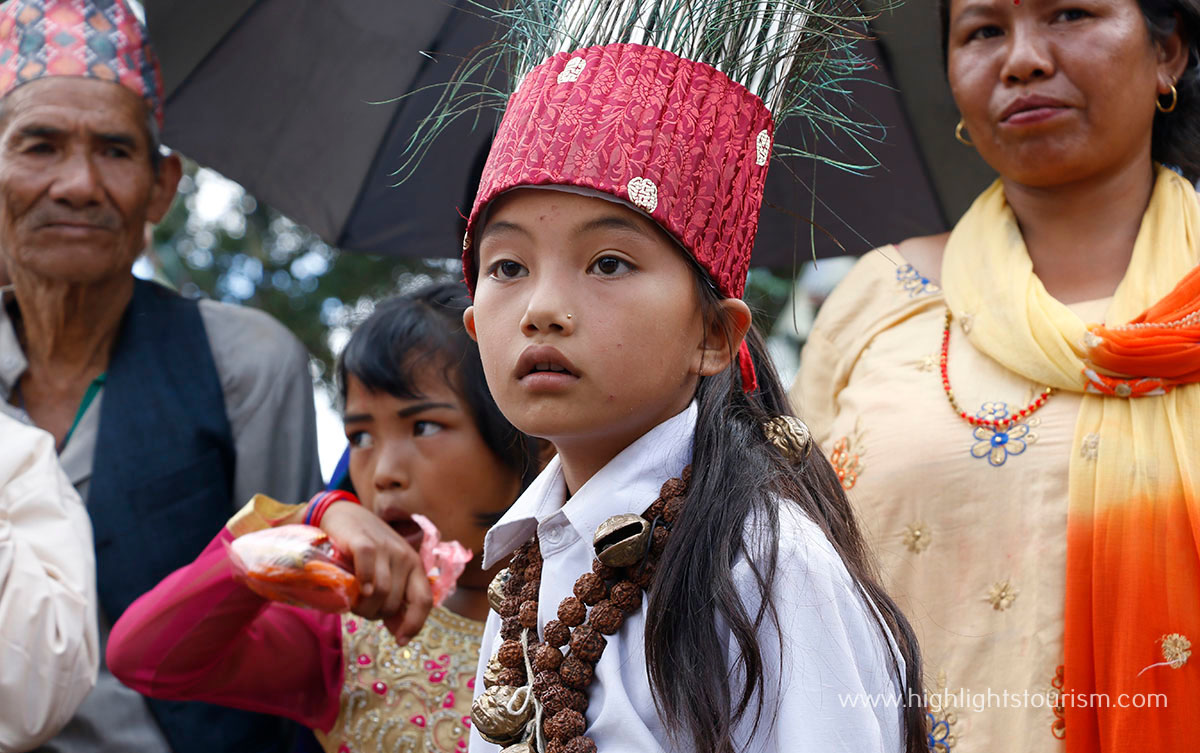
[{"x1": 791, "y1": 1, "x2": 1199, "y2": 751}]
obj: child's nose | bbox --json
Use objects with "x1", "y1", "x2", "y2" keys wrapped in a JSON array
[
  {"x1": 520, "y1": 278, "x2": 577, "y2": 335},
  {"x1": 372, "y1": 442, "x2": 411, "y2": 490}
]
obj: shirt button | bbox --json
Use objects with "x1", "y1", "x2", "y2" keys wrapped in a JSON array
[{"x1": 543, "y1": 525, "x2": 563, "y2": 544}]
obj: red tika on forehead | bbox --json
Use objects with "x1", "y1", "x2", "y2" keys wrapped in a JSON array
[
  {"x1": 0, "y1": 0, "x2": 163, "y2": 126},
  {"x1": 462, "y1": 43, "x2": 774, "y2": 301}
]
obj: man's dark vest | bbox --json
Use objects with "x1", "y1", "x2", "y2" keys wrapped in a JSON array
[{"x1": 89, "y1": 280, "x2": 292, "y2": 753}]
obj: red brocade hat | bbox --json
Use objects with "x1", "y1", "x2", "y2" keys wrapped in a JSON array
[
  {"x1": 442, "y1": 2, "x2": 882, "y2": 392},
  {"x1": 0, "y1": 0, "x2": 163, "y2": 126},
  {"x1": 462, "y1": 43, "x2": 775, "y2": 390},
  {"x1": 462, "y1": 43, "x2": 773, "y2": 302}
]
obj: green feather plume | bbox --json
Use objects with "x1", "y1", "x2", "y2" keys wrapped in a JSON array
[{"x1": 392, "y1": 0, "x2": 895, "y2": 182}]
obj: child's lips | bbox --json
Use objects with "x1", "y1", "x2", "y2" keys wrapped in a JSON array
[
  {"x1": 514, "y1": 344, "x2": 580, "y2": 380},
  {"x1": 519, "y1": 370, "x2": 580, "y2": 391}
]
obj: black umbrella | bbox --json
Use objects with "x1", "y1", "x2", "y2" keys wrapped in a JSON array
[{"x1": 144, "y1": 0, "x2": 989, "y2": 266}]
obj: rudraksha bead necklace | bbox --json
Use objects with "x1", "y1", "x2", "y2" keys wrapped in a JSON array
[{"x1": 470, "y1": 467, "x2": 692, "y2": 753}]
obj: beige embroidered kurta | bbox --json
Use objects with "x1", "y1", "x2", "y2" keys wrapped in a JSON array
[
  {"x1": 319, "y1": 609, "x2": 483, "y2": 753},
  {"x1": 792, "y1": 247, "x2": 1111, "y2": 753}
]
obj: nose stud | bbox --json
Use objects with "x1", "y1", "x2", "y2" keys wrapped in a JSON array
[{"x1": 566, "y1": 313, "x2": 573, "y2": 320}]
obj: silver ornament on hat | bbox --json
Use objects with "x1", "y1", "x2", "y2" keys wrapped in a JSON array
[{"x1": 593, "y1": 513, "x2": 651, "y2": 568}]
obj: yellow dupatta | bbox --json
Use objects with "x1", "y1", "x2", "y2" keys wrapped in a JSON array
[{"x1": 942, "y1": 166, "x2": 1200, "y2": 751}]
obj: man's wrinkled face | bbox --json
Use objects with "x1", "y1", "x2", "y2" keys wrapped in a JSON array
[{"x1": 0, "y1": 77, "x2": 174, "y2": 285}]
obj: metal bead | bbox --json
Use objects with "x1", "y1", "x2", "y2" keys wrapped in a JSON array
[
  {"x1": 762, "y1": 415, "x2": 812, "y2": 460},
  {"x1": 593, "y1": 514, "x2": 651, "y2": 568},
  {"x1": 483, "y1": 656, "x2": 504, "y2": 688},
  {"x1": 488, "y1": 568, "x2": 511, "y2": 613},
  {"x1": 472, "y1": 685, "x2": 533, "y2": 745}
]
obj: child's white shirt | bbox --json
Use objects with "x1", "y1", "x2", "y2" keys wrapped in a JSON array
[{"x1": 471, "y1": 402, "x2": 905, "y2": 752}]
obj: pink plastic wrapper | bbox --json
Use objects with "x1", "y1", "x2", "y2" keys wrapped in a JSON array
[
  {"x1": 228, "y1": 518, "x2": 472, "y2": 613},
  {"x1": 411, "y1": 514, "x2": 473, "y2": 606}
]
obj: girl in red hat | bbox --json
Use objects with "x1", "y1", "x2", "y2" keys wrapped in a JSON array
[{"x1": 445, "y1": 3, "x2": 929, "y2": 752}]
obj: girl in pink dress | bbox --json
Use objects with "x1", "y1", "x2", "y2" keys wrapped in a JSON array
[{"x1": 108, "y1": 281, "x2": 539, "y2": 753}]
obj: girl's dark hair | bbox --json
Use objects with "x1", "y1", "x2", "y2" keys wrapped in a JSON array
[
  {"x1": 937, "y1": 0, "x2": 1200, "y2": 181},
  {"x1": 337, "y1": 281, "x2": 541, "y2": 493},
  {"x1": 644, "y1": 271, "x2": 927, "y2": 753}
]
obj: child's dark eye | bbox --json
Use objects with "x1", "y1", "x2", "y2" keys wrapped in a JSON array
[
  {"x1": 347, "y1": 430, "x2": 374, "y2": 449},
  {"x1": 589, "y1": 255, "x2": 633, "y2": 276},
  {"x1": 414, "y1": 421, "x2": 443, "y2": 437},
  {"x1": 488, "y1": 259, "x2": 527, "y2": 280}
]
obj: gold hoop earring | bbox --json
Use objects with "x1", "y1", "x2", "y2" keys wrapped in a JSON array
[
  {"x1": 955, "y1": 119, "x2": 974, "y2": 147},
  {"x1": 1157, "y1": 83, "x2": 1178, "y2": 114}
]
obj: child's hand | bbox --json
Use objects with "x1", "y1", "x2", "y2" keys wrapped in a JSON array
[{"x1": 319, "y1": 501, "x2": 433, "y2": 644}]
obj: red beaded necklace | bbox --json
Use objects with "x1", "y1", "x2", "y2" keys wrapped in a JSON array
[{"x1": 940, "y1": 309, "x2": 1053, "y2": 430}]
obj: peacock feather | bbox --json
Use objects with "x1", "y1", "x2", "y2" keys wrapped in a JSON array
[{"x1": 393, "y1": 0, "x2": 895, "y2": 181}]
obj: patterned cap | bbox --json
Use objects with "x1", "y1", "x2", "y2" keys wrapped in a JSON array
[
  {"x1": 462, "y1": 44, "x2": 773, "y2": 389},
  {"x1": 0, "y1": 0, "x2": 163, "y2": 126},
  {"x1": 463, "y1": 43, "x2": 771, "y2": 300}
]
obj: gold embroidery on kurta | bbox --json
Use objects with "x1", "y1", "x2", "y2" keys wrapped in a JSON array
[
  {"x1": 927, "y1": 669, "x2": 960, "y2": 753},
  {"x1": 986, "y1": 579, "x2": 1018, "y2": 611},
  {"x1": 918, "y1": 352, "x2": 939, "y2": 372},
  {"x1": 1080, "y1": 433, "x2": 1100, "y2": 461},
  {"x1": 903, "y1": 522, "x2": 931, "y2": 554},
  {"x1": 319, "y1": 608, "x2": 484, "y2": 753}
]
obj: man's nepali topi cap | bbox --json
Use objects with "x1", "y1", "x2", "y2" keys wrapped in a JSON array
[
  {"x1": 441, "y1": 2, "x2": 880, "y2": 392},
  {"x1": 0, "y1": 0, "x2": 163, "y2": 126}
]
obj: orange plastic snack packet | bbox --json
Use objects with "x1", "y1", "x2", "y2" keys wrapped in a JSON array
[{"x1": 228, "y1": 525, "x2": 359, "y2": 613}]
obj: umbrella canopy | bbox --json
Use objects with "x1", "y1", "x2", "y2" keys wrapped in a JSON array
[
  {"x1": 144, "y1": 0, "x2": 990, "y2": 266},
  {"x1": 869, "y1": 1, "x2": 998, "y2": 223}
]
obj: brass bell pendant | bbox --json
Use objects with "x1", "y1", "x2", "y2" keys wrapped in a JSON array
[
  {"x1": 593, "y1": 513, "x2": 651, "y2": 568},
  {"x1": 471, "y1": 684, "x2": 532, "y2": 746},
  {"x1": 488, "y1": 567, "x2": 511, "y2": 613}
]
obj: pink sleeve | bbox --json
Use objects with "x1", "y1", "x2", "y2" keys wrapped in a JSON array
[{"x1": 107, "y1": 528, "x2": 345, "y2": 732}]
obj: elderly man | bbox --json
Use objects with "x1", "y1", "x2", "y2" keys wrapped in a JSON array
[{"x1": 0, "y1": 2, "x2": 323, "y2": 752}]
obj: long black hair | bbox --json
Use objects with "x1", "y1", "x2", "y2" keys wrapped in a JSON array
[
  {"x1": 937, "y1": 0, "x2": 1200, "y2": 181},
  {"x1": 644, "y1": 271, "x2": 927, "y2": 753},
  {"x1": 337, "y1": 281, "x2": 541, "y2": 494}
]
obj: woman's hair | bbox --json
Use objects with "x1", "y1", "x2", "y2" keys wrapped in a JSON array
[
  {"x1": 337, "y1": 281, "x2": 541, "y2": 495},
  {"x1": 644, "y1": 269, "x2": 927, "y2": 753},
  {"x1": 937, "y1": 0, "x2": 1200, "y2": 181}
]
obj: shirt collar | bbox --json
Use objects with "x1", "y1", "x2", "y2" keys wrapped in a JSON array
[{"x1": 482, "y1": 401, "x2": 696, "y2": 569}]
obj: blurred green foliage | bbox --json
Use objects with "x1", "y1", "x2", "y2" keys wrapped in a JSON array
[{"x1": 149, "y1": 161, "x2": 458, "y2": 388}]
